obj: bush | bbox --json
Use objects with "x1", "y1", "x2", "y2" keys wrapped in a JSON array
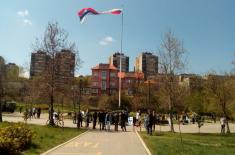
[
  {"x1": 1, "y1": 101, "x2": 16, "y2": 113},
  {"x1": 0, "y1": 123, "x2": 35, "y2": 154}
]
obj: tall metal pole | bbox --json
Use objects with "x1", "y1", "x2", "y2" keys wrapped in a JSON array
[{"x1": 118, "y1": 9, "x2": 123, "y2": 108}]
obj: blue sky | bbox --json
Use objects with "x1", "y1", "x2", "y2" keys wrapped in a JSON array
[{"x1": 0, "y1": 0, "x2": 234, "y2": 76}]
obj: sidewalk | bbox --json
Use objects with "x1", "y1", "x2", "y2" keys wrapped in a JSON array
[{"x1": 42, "y1": 128, "x2": 149, "y2": 155}]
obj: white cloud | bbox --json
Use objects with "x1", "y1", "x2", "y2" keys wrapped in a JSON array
[
  {"x1": 23, "y1": 19, "x2": 32, "y2": 25},
  {"x1": 99, "y1": 36, "x2": 114, "y2": 46},
  {"x1": 17, "y1": 10, "x2": 32, "y2": 26},
  {"x1": 17, "y1": 10, "x2": 29, "y2": 17}
]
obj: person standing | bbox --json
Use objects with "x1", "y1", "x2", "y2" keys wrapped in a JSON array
[
  {"x1": 220, "y1": 116, "x2": 226, "y2": 134},
  {"x1": 147, "y1": 110, "x2": 154, "y2": 135},
  {"x1": 114, "y1": 112, "x2": 119, "y2": 131},
  {"x1": 152, "y1": 111, "x2": 156, "y2": 132},
  {"x1": 105, "y1": 112, "x2": 112, "y2": 131},
  {"x1": 86, "y1": 111, "x2": 90, "y2": 128},
  {"x1": 120, "y1": 111, "x2": 126, "y2": 132},
  {"x1": 93, "y1": 112, "x2": 98, "y2": 129},
  {"x1": 37, "y1": 107, "x2": 41, "y2": 119}
]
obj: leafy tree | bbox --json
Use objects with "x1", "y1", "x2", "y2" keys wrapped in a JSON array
[
  {"x1": 158, "y1": 31, "x2": 188, "y2": 132},
  {"x1": 204, "y1": 74, "x2": 235, "y2": 133}
]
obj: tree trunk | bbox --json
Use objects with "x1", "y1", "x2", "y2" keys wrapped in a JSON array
[
  {"x1": 226, "y1": 119, "x2": 230, "y2": 133},
  {"x1": 0, "y1": 98, "x2": 2, "y2": 122},
  {"x1": 49, "y1": 89, "x2": 55, "y2": 126},
  {"x1": 169, "y1": 111, "x2": 175, "y2": 132}
]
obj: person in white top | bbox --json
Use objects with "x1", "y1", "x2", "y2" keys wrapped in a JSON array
[{"x1": 220, "y1": 116, "x2": 226, "y2": 134}]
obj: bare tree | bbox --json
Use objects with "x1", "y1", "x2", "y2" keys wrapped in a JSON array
[
  {"x1": 158, "y1": 31, "x2": 187, "y2": 132},
  {"x1": 204, "y1": 74, "x2": 235, "y2": 133},
  {"x1": 232, "y1": 52, "x2": 235, "y2": 74},
  {"x1": 0, "y1": 57, "x2": 6, "y2": 122},
  {"x1": 32, "y1": 21, "x2": 81, "y2": 126}
]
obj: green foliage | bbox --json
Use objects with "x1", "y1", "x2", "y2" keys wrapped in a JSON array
[
  {"x1": 0, "y1": 123, "x2": 34, "y2": 154},
  {"x1": 141, "y1": 132, "x2": 235, "y2": 155},
  {"x1": 1, "y1": 101, "x2": 16, "y2": 113}
]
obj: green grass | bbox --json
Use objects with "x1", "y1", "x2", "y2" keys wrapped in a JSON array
[
  {"x1": 140, "y1": 131, "x2": 235, "y2": 155},
  {"x1": 0, "y1": 122, "x2": 86, "y2": 155}
]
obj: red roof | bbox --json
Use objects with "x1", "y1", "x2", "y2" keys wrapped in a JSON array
[{"x1": 92, "y1": 63, "x2": 118, "y2": 70}]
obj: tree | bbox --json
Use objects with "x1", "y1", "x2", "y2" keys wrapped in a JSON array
[
  {"x1": 0, "y1": 57, "x2": 6, "y2": 122},
  {"x1": 232, "y1": 52, "x2": 235, "y2": 74},
  {"x1": 32, "y1": 21, "x2": 81, "y2": 126},
  {"x1": 158, "y1": 31, "x2": 187, "y2": 132},
  {"x1": 204, "y1": 74, "x2": 235, "y2": 133}
]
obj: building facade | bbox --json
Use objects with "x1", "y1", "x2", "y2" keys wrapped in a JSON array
[
  {"x1": 109, "y1": 52, "x2": 129, "y2": 72},
  {"x1": 30, "y1": 50, "x2": 75, "y2": 90},
  {"x1": 55, "y1": 49, "x2": 75, "y2": 87},
  {"x1": 91, "y1": 63, "x2": 118, "y2": 95},
  {"x1": 121, "y1": 72, "x2": 144, "y2": 95},
  {"x1": 30, "y1": 51, "x2": 50, "y2": 77},
  {"x1": 135, "y1": 52, "x2": 158, "y2": 79}
]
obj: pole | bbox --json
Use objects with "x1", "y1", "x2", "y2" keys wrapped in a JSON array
[{"x1": 118, "y1": 8, "x2": 124, "y2": 108}]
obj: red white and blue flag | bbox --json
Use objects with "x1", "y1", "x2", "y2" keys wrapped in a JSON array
[{"x1": 78, "y1": 8, "x2": 122, "y2": 24}]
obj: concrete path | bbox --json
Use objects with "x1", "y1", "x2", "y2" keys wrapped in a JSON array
[
  {"x1": 43, "y1": 129, "x2": 149, "y2": 155},
  {"x1": 2, "y1": 112, "x2": 235, "y2": 133}
]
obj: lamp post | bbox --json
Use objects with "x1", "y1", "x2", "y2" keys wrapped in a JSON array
[
  {"x1": 76, "y1": 75, "x2": 83, "y2": 129},
  {"x1": 78, "y1": 75, "x2": 83, "y2": 113}
]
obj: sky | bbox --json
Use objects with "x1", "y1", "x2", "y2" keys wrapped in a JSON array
[{"x1": 0, "y1": 0, "x2": 235, "y2": 77}]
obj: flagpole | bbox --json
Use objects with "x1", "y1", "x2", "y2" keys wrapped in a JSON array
[{"x1": 118, "y1": 8, "x2": 123, "y2": 108}]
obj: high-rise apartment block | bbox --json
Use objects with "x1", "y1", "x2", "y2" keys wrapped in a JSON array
[
  {"x1": 135, "y1": 52, "x2": 158, "y2": 79},
  {"x1": 30, "y1": 51, "x2": 50, "y2": 77},
  {"x1": 109, "y1": 52, "x2": 129, "y2": 72},
  {"x1": 55, "y1": 49, "x2": 75, "y2": 86},
  {"x1": 30, "y1": 50, "x2": 75, "y2": 86}
]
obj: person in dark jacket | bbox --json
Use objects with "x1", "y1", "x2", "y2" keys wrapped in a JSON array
[
  {"x1": 114, "y1": 112, "x2": 119, "y2": 131},
  {"x1": 93, "y1": 112, "x2": 98, "y2": 129},
  {"x1": 120, "y1": 111, "x2": 126, "y2": 131},
  {"x1": 147, "y1": 110, "x2": 154, "y2": 135}
]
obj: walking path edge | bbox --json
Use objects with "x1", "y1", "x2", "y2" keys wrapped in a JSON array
[
  {"x1": 40, "y1": 130, "x2": 89, "y2": 155},
  {"x1": 136, "y1": 131, "x2": 152, "y2": 155}
]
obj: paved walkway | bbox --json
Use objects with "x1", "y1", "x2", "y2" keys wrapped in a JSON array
[
  {"x1": 3, "y1": 113, "x2": 235, "y2": 133},
  {"x1": 43, "y1": 129, "x2": 149, "y2": 155}
]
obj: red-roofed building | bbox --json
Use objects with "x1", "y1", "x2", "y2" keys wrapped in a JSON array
[
  {"x1": 121, "y1": 72, "x2": 144, "y2": 95},
  {"x1": 91, "y1": 63, "x2": 118, "y2": 95}
]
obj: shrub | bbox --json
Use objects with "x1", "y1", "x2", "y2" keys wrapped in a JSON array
[
  {"x1": 0, "y1": 123, "x2": 35, "y2": 154},
  {"x1": 1, "y1": 101, "x2": 16, "y2": 113}
]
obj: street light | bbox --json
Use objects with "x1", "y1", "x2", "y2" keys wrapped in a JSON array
[
  {"x1": 78, "y1": 75, "x2": 83, "y2": 113},
  {"x1": 76, "y1": 75, "x2": 83, "y2": 128}
]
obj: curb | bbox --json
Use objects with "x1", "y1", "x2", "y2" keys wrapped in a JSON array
[
  {"x1": 41, "y1": 130, "x2": 89, "y2": 155},
  {"x1": 136, "y1": 131, "x2": 152, "y2": 155}
]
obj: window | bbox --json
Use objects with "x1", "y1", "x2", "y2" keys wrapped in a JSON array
[
  {"x1": 101, "y1": 81, "x2": 106, "y2": 90},
  {"x1": 93, "y1": 71, "x2": 98, "y2": 77},
  {"x1": 101, "y1": 71, "x2": 107, "y2": 80},
  {"x1": 93, "y1": 82, "x2": 98, "y2": 87},
  {"x1": 110, "y1": 72, "x2": 116, "y2": 77},
  {"x1": 110, "y1": 82, "x2": 116, "y2": 87}
]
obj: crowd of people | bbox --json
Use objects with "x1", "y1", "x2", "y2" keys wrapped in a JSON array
[
  {"x1": 23, "y1": 107, "x2": 41, "y2": 121},
  {"x1": 74, "y1": 110, "x2": 128, "y2": 132}
]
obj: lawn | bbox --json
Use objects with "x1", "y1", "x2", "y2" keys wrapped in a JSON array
[
  {"x1": 140, "y1": 131, "x2": 235, "y2": 155},
  {"x1": 0, "y1": 122, "x2": 86, "y2": 155}
]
